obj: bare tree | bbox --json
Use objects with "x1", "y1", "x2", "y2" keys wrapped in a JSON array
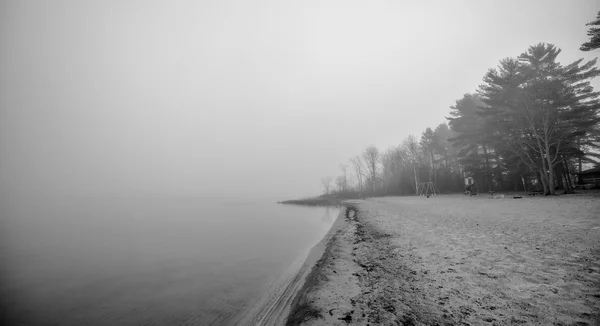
[
  {"x1": 402, "y1": 135, "x2": 421, "y2": 194},
  {"x1": 381, "y1": 146, "x2": 407, "y2": 194},
  {"x1": 362, "y1": 145, "x2": 380, "y2": 193},
  {"x1": 350, "y1": 156, "x2": 364, "y2": 192},
  {"x1": 335, "y1": 176, "x2": 345, "y2": 193},
  {"x1": 380, "y1": 148, "x2": 395, "y2": 194},
  {"x1": 339, "y1": 164, "x2": 349, "y2": 192},
  {"x1": 321, "y1": 176, "x2": 333, "y2": 195}
]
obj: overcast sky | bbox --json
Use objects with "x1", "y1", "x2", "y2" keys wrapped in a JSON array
[{"x1": 1, "y1": 0, "x2": 598, "y2": 199}]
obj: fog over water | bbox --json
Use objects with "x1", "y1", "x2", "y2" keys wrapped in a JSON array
[
  {"x1": 1, "y1": 196, "x2": 339, "y2": 325},
  {"x1": 0, "y1": 0, "x2": 599, "y2": 325}
]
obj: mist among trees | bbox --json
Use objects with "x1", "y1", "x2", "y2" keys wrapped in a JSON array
[{"x1": 322, "y1": 35, "x2": 600, "y2": 196}]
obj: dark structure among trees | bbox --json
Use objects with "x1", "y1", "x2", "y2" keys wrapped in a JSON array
[{"x1": 575, "y1": 166, "x2": 600, "y2": 186}]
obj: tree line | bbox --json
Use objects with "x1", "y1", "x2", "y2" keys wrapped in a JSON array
[{"x1": 321, "y1": 13, "x2": 600, "y2": 197}]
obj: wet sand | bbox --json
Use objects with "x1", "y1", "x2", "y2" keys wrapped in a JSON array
[
  {"x1": 235, "y1": 208, "x2": 347, "y2": 325},
  {"x1": 286, "y1": 194, "x2": 600, "y2": 325}
]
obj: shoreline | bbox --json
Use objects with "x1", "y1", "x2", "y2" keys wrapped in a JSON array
[
  {"x1": 232, "y1": 205, "x2": 349, "y2": 325},
  {"x1": 277, "y1": 198, "x2": 344, "y2": 207},
  {"x1": 284, "y1": 202, "x2": 365, "y2": 325},
  {"x1": 284, "y1": 195, "x2": 599, "y2": 325},
  {"x1": 277, "y1": 194, "x2": 365, "y2": 207}
]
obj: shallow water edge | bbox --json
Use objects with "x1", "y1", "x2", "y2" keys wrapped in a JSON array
[{"x1": 232, "y1": 207, "x2": 347, "y2": 325}]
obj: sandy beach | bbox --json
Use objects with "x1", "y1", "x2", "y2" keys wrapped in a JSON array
[{"x1": 285, "y1": 194, "x2": 600, "y2": 326}]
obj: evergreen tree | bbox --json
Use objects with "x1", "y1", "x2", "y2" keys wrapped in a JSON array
[
  {"x1": 447, "y1": 94, "x2": 495, "y2": 191},
  {"x1": 328, "y1": 42, "x2": 600, "y2": 197},
  {"x1": 479, "y1": 43, "x2": 600, "y2": 195},
  {"x1": 581, "y1": 11, "x2": 600, "y2": 51}
]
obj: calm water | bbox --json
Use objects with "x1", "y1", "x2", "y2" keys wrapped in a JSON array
[{"x1": 0, "y1": 196, "x2": 339, "y2": 325}]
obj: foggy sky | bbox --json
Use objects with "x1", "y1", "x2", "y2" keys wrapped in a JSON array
[{"x1": 1, "y1": 0, "x2": 598, "y2": 199}]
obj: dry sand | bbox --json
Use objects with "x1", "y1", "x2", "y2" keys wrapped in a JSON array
[{"x1": 286, "y1": 194, "x2": 600, "y2": 326}]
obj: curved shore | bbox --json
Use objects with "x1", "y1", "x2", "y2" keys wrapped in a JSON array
[
  {"x1": 232, "y1": 206, "x2": 348, "y2": 326},
  {"x1": 284, "y1": 196, "x2": 599, "y2": 325}
]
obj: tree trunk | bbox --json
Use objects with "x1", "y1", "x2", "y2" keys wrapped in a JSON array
[
  {"x1": 482, "y1": 142, "x2": 493, "y2": 192},
  {"x1": 538, "y1": 168, "x2": 549, "y2": 195},
  {"x1": 545, "y1": 154, "x2": 556, "y2": 196},
  {"x1": 371, "y1": 162, "x2": 376, "y2": 194},
  {"x1": 538, "y1": 152, "x2": 551, "y2": 195},
  {"x1": 541, "y1": 123, "x2": 557, "y2": 195},
  {"x1": 429, "y1": 152, "x2": 434, "y2": 183},
  {"x1": 530, "y1": 125, "x2": 550, "y2": 194},
  {"x1": 494, "y1": 150, "x2": 502, "y2": 191},
  {"x1": 559, "y1": 164, "x2": 571, "y2": 194},
  {"x1": 578, "y1": 137, "x2": 582, "y2": 173},
  {"x1": 358, "y1": 168, "x2": 363, "y2": 193},
  {"x1": 563, "y1": 160, "x2": 574, "y2": 194},
  {"x1": 372, "y1": 177, "x2": 376, "y2": 194},
  {"x1": 413, "y1": 163, "x2": 419, "y2": 195},
  {"x1": 556, "y1": 163, "x2": 564, "y2": 190}
]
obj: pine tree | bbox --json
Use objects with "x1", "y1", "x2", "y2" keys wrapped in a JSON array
[
  {"x1": 581, "y1": 11, "x2": 600, "y2": 51},
  {"x1": 479, "y1": 43, "x2": 600, "y2": 195},
  {"x1": 447, "y1": 94, "x2": 495, "y2": 191}
]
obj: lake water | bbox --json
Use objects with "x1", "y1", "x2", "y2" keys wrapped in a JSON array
[{"x1": 0, "y1": 196, "x2": 339, "y2": 325}]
